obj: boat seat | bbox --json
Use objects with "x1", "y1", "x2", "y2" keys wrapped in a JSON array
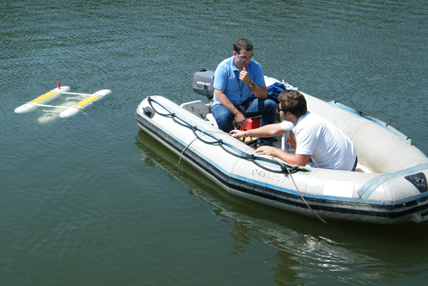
[{"x1": 180, "y1": 100, "x2": 210, "y2": 119}]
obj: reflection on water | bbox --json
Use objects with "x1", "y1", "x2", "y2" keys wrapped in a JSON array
[{"x1": 135, "y1": 131, "x2": 428, "y2": 284}]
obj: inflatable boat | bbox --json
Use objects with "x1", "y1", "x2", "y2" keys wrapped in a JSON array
[{"x1": 135, "y1": 70, "x2": 428, "y2": 225}]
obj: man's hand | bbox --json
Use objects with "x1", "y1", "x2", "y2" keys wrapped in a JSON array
[
  {"x1": 255, "y1": 146, "x2": 278, "y2": 156},
  {"x1": 239, "y1": 67, "x2": 251, "y2": 85},
  {"x1": 234, "y1": 112, "x2": 247, "y2": 129},
  {"x1": 239, "y1": 67, "x2": 267, "y2": 99},
  {"x1": 230, "y1": 129, "x2": 246, "y2": 138},
  {"x1": 256, "y1": 145, "x2": 312, "y2": 167}
]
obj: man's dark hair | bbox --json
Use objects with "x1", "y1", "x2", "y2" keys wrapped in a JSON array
[
  {"x1": 278, "y1": 90, "x2": 307, "y2": 118},
  {"x1": 233, "y1": 39, "x2": 253, "y2": 54}
]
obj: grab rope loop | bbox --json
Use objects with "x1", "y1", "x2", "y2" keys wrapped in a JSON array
[{"x1": 146, "y1": 96, "x2": 308, "y2": 176}]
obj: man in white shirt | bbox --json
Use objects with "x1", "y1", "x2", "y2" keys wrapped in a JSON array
[{"x1": 230, "y1": 90, "x2": 358, "y2": 171}]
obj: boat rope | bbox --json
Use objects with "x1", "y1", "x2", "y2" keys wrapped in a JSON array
[
  {"x1": 147, "y1": 97, "x2": 309, "y2": 175},
  {"x1": 79, "y1": 109, "x2": 116, "y2": 138},
  {"x1": 173, "y1": 129, "x2": 223, "y2": 167},
  {"x1": 276, "y1": 160, "x2": 327, "y2": 224},
  {"x1": 146, "y1": 97, "x2": 326, "y2": 223}
]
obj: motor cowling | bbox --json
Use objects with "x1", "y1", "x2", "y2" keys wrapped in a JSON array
[{"x1": 192, "y1": 69, "x2": 214, "y2": 100}]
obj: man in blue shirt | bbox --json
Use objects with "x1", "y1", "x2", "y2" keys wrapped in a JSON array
[{"x1": 211, "y1": 39, "x2": 277, "y2": 146}]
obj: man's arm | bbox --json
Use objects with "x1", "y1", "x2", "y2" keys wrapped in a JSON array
[
  {"x1": 249, "y1": 83, "x2": 267, "y2": 99},
  {"x1": 255, "y1": 146, "x2": 311, "y2": 167},
  {"x1": 230, "y1": 123, "x2": 285, "y2": 138},
  {"x1": 239, "y1": 67, "x2": 267, "y2": 99}
]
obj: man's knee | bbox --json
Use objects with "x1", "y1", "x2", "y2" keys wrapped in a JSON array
[
  {"x1": 264, "y1": 98, "x2": 277, "y2": 111},
  {"x1": 261, "y1": 98, "x2": 277, "y2": 118},
  {"x1": 212, "y1": 105, "x2": 234, "y2": 132}
]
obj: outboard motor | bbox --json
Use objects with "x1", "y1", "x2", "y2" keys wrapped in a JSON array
[{"x1": 192, "y1": 68, "x2": 214, "y2": 100}]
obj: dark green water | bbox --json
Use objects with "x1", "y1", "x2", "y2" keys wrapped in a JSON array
[{"x1": 2, "y1": 0, "x2": 428, "y2": 285}]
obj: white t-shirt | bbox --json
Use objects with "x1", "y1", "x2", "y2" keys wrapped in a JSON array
[
  {"x1": 280, "y1": 120, "x2": 294, "y2": 131},
  {"x1": 281, "y1": 111, "x2": 357, "y2": 171}
]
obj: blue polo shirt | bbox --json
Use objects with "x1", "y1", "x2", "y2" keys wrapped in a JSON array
[{"x1": 212, "y1": 56, "x2": 265, "y2": 106}]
